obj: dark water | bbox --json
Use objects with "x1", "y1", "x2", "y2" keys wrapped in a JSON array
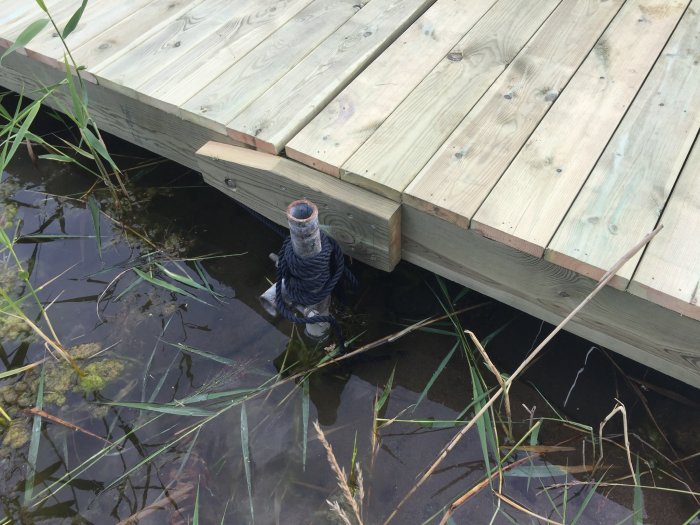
[{"x1": 0, "y1": 111, "x2": 698, "y2": 524}]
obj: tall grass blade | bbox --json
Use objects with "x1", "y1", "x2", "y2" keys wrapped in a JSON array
[
  {"x1": 241, "y1": 403, "x2": 254, "y2": 523},
  {"x1": 570, "y1": 477, "x2": 603, "y2": 525},
  {"x1": 165, "y1": 341, "x2": 236, "y2": 366},
  {"x1": 414, "y1": 341, "x2": 457, "y2": 410},
  {"x1": 302, "y1": 378, "x2": 309, "y2": 471},
  {"x1": 34, "y1": 0, "x2": 48, "y2": 12},
  {"x1": 2, "y1": 101, "x2": 41, "y2": 172},
  {"x1": 0, "y1": 19, "x2": 49, "y2": 63},
  {"x1": 193, "y1": 480, "x2": 200, "y2": 525},
  {"x1": 0, "y1": 360, "x2": 43, "y2": 380},
  {"x1": 62, "y1": 0, "x2": 88, "y2": 38},
  {"x1": 82, "y1": 126, "x2": 118, "y2": 172},
  {"x1": 632, "y1": 459, "x2": 644, "y2": 525},
  {"x1": 155, "y1": 262, "x2": 224, "y2": 298},
  {"x1": 375, "y1": 365, "x2": 396, "y2": 414},
  {"x1": 87, "y1": 194, "x2": 102, "y2": 258},
  {"x1": 133, "y1": 267, "x2": 210, "y2": 306},
  {"x1": 24, "y1": 364, "x2": 45, "y2": 503},
  {"x1": 63, "y1": 56, "x2": 86, "y2": 127},
  {"x1": 104, "y1": 401, "x2": 214, "y2": 417}
]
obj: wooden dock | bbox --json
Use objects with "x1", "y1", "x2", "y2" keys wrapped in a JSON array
[{"x1": 1, "y1": 0, "x2": 699, "y2": 387}]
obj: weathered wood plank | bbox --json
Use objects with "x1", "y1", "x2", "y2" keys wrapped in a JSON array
[
  {"x1": 403, "y1": 0, "x2": 625, "y2": 225},
  {"x1": 0, "y1": 52, "x2": 245, "y2": 171},
  {"x1": 91, "y1": 0, "x2": 246, "y2": 96},
  {"x1": 402, "y1": 206, "x2": 700, "y2": 388},
  {"x1": 628, "y1": 136, "x2": 700, "y2": 320},
  {"x1": 180, "y1": 0, "x2": 361, "y2": 134},
  {"x1": 0, "y1": 0, "x2": 81, "y2": 50},
  {"x1": 70, "y1": 0, "x2": 197, "y2": 72},
  {"x1": 226, "y1": 0, "x2": 436, "y2": 154},
  {"x1": 196, "y1": 142, "x2": 401, "y2": 271},
  {"x1": 23, "y1": 0, "x2": 154, "y2": 69},
  {"x1": 546, "y1": 2, "x2": 700, "y2": 289},
  {"x1": 339, "y1": 0, "x2": 562, "y2": 200},
  {"x1": 470, "y1": 0, "x2": 689, "y2": 257},
  {"x1": 284, "y1": 0, "x2": 498, "y2": 177},
  {"x1": 137, "y1": 0, "x2": 314, "y2": 114}
]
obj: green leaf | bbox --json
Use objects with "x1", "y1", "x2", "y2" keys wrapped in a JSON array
[
  {"x1": 62, "y1": 0, "x2": 88, "y2": 38},
  {"x1": 104, "y1": 401, "x2": 214, "y2": 417},
  {"x1": 0, "y1": 361, "x2": 42, "y2": 380},
  {"x1": 82, "y1": 126, "x2": 118, "y2": 172},
  {"x1": 633, "y1": 459, "x2": 644, "y2": 525},
  {"x1": 241, "y1": 403, "x2": 254, "y2": 523},
  {"x1": 165, "y1": 341, "x2": 236, "y2": 366},
  {"x1": 302, "y1": 378, "x2": 309, "y2": 471},
  {"x1": 375, "y1": 365, "x2": 395, "y2": 414},
  {"x1": 504, "y1": 464, "x2": 568, "y2": 478},
  {"x1": 64, "y1": 56, "x2": 86, "y2": 126},
  {"x1": 1, "y1": 19, "x2": 49, "y2": 64},
  {"x1": 193, "y1": 481, "x2": 200, "y2": 525},
  {"x1": 87, "y1": 195, "x2": 102, "y2": 258},
  {"x1": 415, "y1": 341, "x2": 457, "y2": 410},
  {"x1": 24, "y1": 365, "x2": 45, "y2": 503},
  {"x1": 38, "y1": 153, "x2": 73, "y2": 163},
  {"x1": 35, "y1": 0, "x2": 48, "y2": 12},
  {"x1": 155, "y1": 263, "x2": 224, "y2": 297},
  {"x1": 132, "y1": 267, "x2": 210, "y2": 306}
]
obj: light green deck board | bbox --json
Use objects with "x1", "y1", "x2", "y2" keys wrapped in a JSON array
[
  {"x1": 284, "y1": 0, "x2": 498, "y2": 177},
  {"x1": 629, "y1": 136, "x2": 700, "y2": 320},
  {"x1": 470, "y1": 0, "x2": 689, "y2": 257},
  {"x1": 137, "y1": 0, "x2": 314, "y2": 114},
  {"x1": 403, "y1": 0, "x2": 625, "y2": 225},
  {"x1": 338, "y1": 0, "x2": 562, "y2": 200},
  {"x1": 225, "y1": 0, "x2": 435, "y2": 154},
  {"x1": 546, "y1": 1, "x2": 700, "y2": 289},
  {"x1": 0, "y1": 0, "x2": 82, "y2": 50},
  {"x1": 179, "y1": 0, "x2": 361, "y2": 134}
]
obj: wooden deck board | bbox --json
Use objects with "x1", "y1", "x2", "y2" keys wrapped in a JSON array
[
  {"x1": 90, "y1": 0, "x2": 249, "y2": 95},
  {"x1": 339, "y1": 0, "x2": 562, "y2": 200},
  {"x1": 628, "y1": 135, "x2": 700, "y2": 321},
  {"x1": 225, "y1": 0, "x2": 435, "y2": 154},
  {"x1": 179, "y1": 0, "x2": 361, "y2": 133},
  {"x1": 470, "y1": 0, "x2": 689, "y2": 257},
  {"x1": 70, "y1": 0, "x2": 198, "y2": 72},
  {"x1": 284, "y1": 0, "x2": 498, "y2": 177},
  {"x1": 137, "y1": 0, "x2": 314, "y2": 114},
  {"x1": 0, "y1": 0, "x2": 82, "y2": 50},
  {"x1": 403, "y1": 0, "x2": 625, "y2": 226},
  {"x1": 546, "y1": 2, "x2": 700, "y2": 288}
]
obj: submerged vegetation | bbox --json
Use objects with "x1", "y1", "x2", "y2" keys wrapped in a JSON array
[{"x1": 0, "y1": 2, "x2": 699, "y2": 524}]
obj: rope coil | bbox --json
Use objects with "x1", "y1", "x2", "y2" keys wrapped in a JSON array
[{"x1": 275, "y1": 231, "x2": 357, "y2": 349}]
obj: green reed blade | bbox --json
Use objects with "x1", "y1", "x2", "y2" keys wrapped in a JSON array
[
  {"x1": 24, "y1": 364, "x2": 45, "y2": 503},
  {"x1": 0, "y1": 19, "x2": 49, "y2": 64},
  {"x1": 302, "y1": 378, "x2": 309, "y2": 471},
  {"x1": 104, "y1": 401, "x2": 214, "y2": 417},
  {"x1": 132, "y1": 267, "x2": 210, "y2": 306},
  {"x1": 87, "y1": 195, "x2": 102, "y2": 258},
  {"x1": 241, "y1": 403, "x2": 254, "y2": 523},
  {"x1": 415, "y1": 341, "x2": 458, "y2": 411},
  {"x1": 62, "y1": 0, "x2": 88, "y2": 38}
]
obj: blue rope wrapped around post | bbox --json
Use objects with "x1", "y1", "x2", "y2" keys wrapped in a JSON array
[{"x1": 274, "y1": 200, "x2": 357, "y2": 349}]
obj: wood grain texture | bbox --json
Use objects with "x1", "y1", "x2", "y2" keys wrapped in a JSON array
[
  {"x1": 0, "y1": 0, "x2": 81, "y2": 50},
  {"x1": 402, "y1": 206, "x2": 700, "y2": 388},
  {"x1": 471, "y1": 0, "x2": 689, "y2": 257},
  {"x1": 70, "y1": 0, "x2": 196, "y2": 72},
  {"x1": 339, "y1": 0, "x2": 560, "y2": 200},
  {"x1": 546, "y1": 2, "x2": 700, "y2": 289},
  {"x1": 226, "y1": 0, "x2": 435, "y2": 154},
  {"x1": 284, "y1": 0, "x2": 498, "y2": 177},
  {"x1": 196, "y1": 142, "x2": 401, "y2": 271},
  {"x1": 629, "y1": 136, "x2": 700, "y2": 320},
  {"x1": 23, "y1": 0, "x2": 153, "y2": 68},
  {"x1": 0, "y1": 52, "x2": 245, "y2": 171},
  {"x1": 404, "y1": 0, "x2": 625, "y2": 226},
  {"x1": 137, "y1": 0, "x2": 314, "y2": 114},
  {"x1": 91, "y1": 0, "x2": 243, "y2": 96},
  {"x1": 179, "y1": 0, "x2": 360, "y2": 134}
]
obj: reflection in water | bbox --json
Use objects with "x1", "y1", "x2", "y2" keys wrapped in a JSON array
[{"x1": 0, "y1": 130, "x2": 698, "y2": 524}]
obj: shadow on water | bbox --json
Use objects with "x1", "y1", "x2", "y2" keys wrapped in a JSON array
[{"x1": 0, "y1": 106, "x2": 698, "y2": 524}]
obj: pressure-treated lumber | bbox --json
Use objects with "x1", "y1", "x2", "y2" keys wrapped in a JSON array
[
  {"x1": 402, "y1": 207, "x2": 700, "y2": 388},
  {"x1": 196, "y1": 142, "x2": 401, "y2": 271},
  {"x1": 70, "y1": 0, "x2": 197, "y2": 73},
  {"x1": 91, "y1": 0, "x2": 247, "y2": 96},
  {"x1": 226, "y1": 0, "x2": 435, "y2": 154},
  {"x1": 179, "y1": 0, "x2": 360, "y2": 133},
  {"x1": 137, "y1": 0, "x2": 314, "y2": 113},
  {"x1": 338, "y1": 0, "x2": 562, "y2": 200},
  {"x1": 403, "y1": 0, "x2": 625, "y2": 225},
  {"x1": 22, "y1": 0, "x2": 153, "y2": 69},
  {"x1": 284, "y1": 0, "x2": 498, "y2": 177},
  {"x1": 0, "y1": 0, "x2": 81, "y2": 50},
  {"x1": 546, "y1": 2, "x2": 700, "y2": 288},
  {"x1": 471, "y1": 0, "x2": 689, "y2": 257},
  {"x1": 628, "y1": 137, "x2": 700, "y2": 321}
]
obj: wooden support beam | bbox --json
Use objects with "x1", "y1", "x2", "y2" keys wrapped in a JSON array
[{"x1": 196, "y1": 142, "x2": 401, "y2": 271}]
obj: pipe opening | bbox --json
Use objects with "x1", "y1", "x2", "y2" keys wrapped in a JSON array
[{"x1": 287, "y1": 200, "x2": 317, "y2": 223}]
